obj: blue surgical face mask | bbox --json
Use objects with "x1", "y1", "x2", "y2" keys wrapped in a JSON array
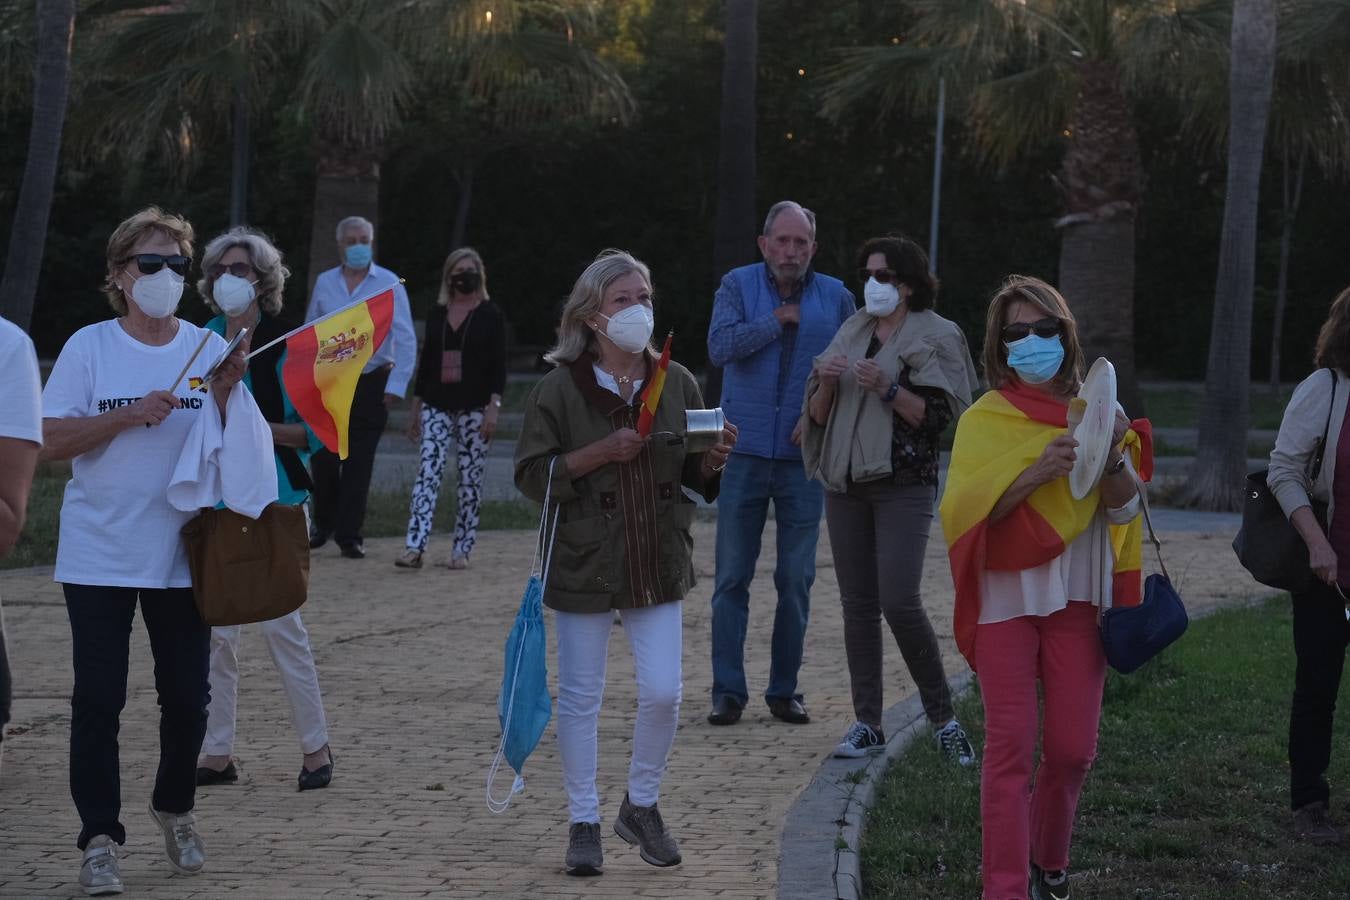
[
  {"x1": 344, "y1": 243, "x2": 372, "y2": 269},
  {"x1": 1005, "y1": 333, "x2": 1065, "y2": 384}
]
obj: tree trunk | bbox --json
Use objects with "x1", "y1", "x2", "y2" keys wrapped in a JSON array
[
  {"x1": 1185, "y1": 0, "x2": 1278, "y2": 510},
  {"x1": 707, "y1": 0, "x2": 758, "y2": 406},
  {"x1": 305, "y1": 154, "x2": 380, "y2": 297},
  {"x1": 1054, "y1": 61, "x2": 1144, "y2": 417},
  {"x1": 450, "y1": 160, "x2": 475, "y2": 250},
  {"x1": 0, "y1": 0, "x2": 76, "y2": 332},
  {"x1": 1268, "y1": 142, "x2": 1305, "y2": 390},
  {"x1": 229, "y1": 83, "x2": 250, "y2": 228}
]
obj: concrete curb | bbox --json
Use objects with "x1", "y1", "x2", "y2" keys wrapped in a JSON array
[{"x1": 777, "y1": 671, "x2": 975, "y2": 900}]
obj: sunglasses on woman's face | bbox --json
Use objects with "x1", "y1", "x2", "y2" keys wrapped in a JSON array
[
  {"x1": 207, "y1": 262, "x2": 255, "y2": 280},
  {"x1": 124, "y1": 253, "x2": 191, "y2": 278},
  {"x1": 1001, "y1": 317, "x2": 1063, "y2": 342},
  {"x1": 858, "y1": 267, "x2": 899, "y2": 284}
]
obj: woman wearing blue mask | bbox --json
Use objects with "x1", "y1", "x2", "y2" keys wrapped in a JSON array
[
  {"x1": 941, "y1": 275, "x2": 1146, "y2": 900},
  {"x1": 192, "y1": 227, "x2": 335, "y2": 796},
  {"x1": 801, "y1": 234, "x2": 979, "y2": 765}
]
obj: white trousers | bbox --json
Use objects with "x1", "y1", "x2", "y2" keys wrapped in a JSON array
[
  {"x1": 554, "y1": 600, "x2": 683, "y2": 824},
  {"x1": 203, "y1": 609, "x2": 330, "y2": 756}
]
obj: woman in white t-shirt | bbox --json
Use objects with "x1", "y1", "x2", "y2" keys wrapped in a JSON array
[{"x1": 40, "y1": 207, "x2": 252, "y2": 897}]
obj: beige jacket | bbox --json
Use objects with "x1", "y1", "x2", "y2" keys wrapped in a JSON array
[
  {"x1": 1268, "y1": 368, "x2": 1348, "y2": 523},
  {"x1": 800, "y1": 308, "x2": 978, "y2": 493}
]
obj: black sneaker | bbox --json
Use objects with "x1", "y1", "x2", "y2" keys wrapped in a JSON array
[
  {"x1": 1030, "y1": 863, "x2": 1071, "y2": 900},
  {"x1": 1293, "y1": 801, "x2": 1341, "y2": 845},
  {"x1": 833, "y1": 721, "x2": 885, "y2": 758},
  {"x1": 309, "y1": 528, "x2": 329, "y2": 550},
  {"x1": 565, "y1": 822, "x2": 603, "y2": 876},
  {"x1": 339, "y1": 542, "x2": 365, "y2": 559},
  {"x1": 936, "y1": 720, "x2": 977, "y2": 767},
  {"x1": 613, "y1": 793, "x2": 681, "y2": 867}
]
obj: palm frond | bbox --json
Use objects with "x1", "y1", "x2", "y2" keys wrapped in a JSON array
[
  {"x1": 968, "y1": 60, "x2": 1075, "y2": 167},
  {"x1": 817, "y1": 44, "x2": 965, "y2": 123}
]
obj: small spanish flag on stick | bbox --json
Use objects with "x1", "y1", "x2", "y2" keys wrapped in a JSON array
[
  {"x1": 268, "y1": 288, "x2": 394, "y2": 459},
  {"x1": 636, "y1": 331, "x2": 672, "y2": 437}
]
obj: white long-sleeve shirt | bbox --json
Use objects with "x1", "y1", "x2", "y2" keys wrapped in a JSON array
[{"x1": 306, "y1": 263, "x2": 417, "y2": 398}]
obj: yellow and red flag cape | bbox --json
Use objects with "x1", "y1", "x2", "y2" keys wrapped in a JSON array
[
  {"x1": 636, "y1": 331, "x2": 672, "y2": 437},
  {"x1": 938, "y1": 381, "x2": 1154, "y2": 669},
  {"x1": 282, "y1": 288, "x2": 394, "y2": 459}
]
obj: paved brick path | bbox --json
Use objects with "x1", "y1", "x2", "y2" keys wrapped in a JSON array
[{"x1": 0, "y1": 516, "x2": 1263, "y2": 899}]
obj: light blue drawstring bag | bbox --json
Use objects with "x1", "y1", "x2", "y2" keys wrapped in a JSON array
[{"x1": 486, "y1": 459, "x2": 559, "y2": 813}]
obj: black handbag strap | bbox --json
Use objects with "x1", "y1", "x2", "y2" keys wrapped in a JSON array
[{"x1": 1309, "y1": 369, "x2": 1339, "y2": 481}]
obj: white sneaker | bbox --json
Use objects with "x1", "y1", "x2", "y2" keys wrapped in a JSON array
[
  {"x1": 79, "y1": 835, "x2": 124, "y2": 896},
  {"x1": 833, "y1": 721, "x2": 885, "y2": 758},
  {"x1": 148, "y1": 802, "x2": 205, "y2": 874}
]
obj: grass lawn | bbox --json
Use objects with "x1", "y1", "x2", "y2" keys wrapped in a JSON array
[
  {"x1": 861, "y1": 598, "x2": 1350, "y2": 899},
  {"x1": 1139, "y1": 383, "x2": 1293, "y2": 431},
  {"x1": 3, "y1": 468, "x2": 539, "y2": 572}
]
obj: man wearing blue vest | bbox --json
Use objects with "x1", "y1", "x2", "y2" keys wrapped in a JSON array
[{"x1": 706, "y1": 201, "x2": 857, "y2": 726}]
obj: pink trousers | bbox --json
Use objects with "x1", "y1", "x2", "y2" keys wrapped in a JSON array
[{"x1": 975, "y1": 601, "x2": 1106, "y2": 900}]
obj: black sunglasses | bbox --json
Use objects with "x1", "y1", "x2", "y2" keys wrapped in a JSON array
[
  {"x1": 207, "y1": 261, "x2": 255, "y2": 280},
  {"x1": 858, "y1": 267, "x2": 899, "y2": 284},
  {"x1": 1002, "y1": 317, "x2": 1063, "y2": 343},
  {"x1": 124, "y1": 253, "x2": 191, "y2": 278}
]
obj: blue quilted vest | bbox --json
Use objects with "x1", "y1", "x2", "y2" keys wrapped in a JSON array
[{"x1": 721, "y1": 264, "x2": 848, "y2": 460}]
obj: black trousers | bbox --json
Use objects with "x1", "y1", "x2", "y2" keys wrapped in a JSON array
[
  {"x1": 1289, "y1": 581, "x2": 1350, "y2": 810},
  {"x1": 310, "y1": 367, "x2": 390, "y2": 548},
  {"x1": 63, "y1": 583, "x2": 210, "y2": 849}
]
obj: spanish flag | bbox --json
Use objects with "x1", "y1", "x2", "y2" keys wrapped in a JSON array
[
  {"x1": 636, "y1": 331, "x2": 672, "y2": 437},
  {"x1": 938, "y1": 381, "x2": 1153, "y2": 669},
  {"x1": 281, "y1": 289, "x2": 394, "y2": 459}
]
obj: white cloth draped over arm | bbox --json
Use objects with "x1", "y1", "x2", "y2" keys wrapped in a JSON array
[{"x1": 167, "y1": 383, "x2": 278, "y2": 518}]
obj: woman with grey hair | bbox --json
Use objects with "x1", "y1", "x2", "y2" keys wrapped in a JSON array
[
  {"x1": 192, "y1": 226, "x2": 336, "y2": 793},
  {"x1": 515, "y1": 249, "x2": 738, "y2": 876}
]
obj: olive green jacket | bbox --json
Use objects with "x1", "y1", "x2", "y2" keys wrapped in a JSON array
[{"x1": 514, "y1": 355, "x2": 720, "y2": 613}]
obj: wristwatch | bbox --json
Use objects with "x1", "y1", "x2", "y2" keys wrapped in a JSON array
[
  {"x1": 1106, "y1": 454, "x2": 1126, "y2": 476},
  {"x1": 882, "y1": 382, "x2": 900, "y2": 403}
]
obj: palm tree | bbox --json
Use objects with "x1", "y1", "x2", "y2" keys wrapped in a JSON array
[
  {"x1": 819, "y1": 0, "x2": 1230, "y2": 416},
  {"x1": 706, "y1": 0, "x2": 757, "y2": 406},
  {"x1": 1184, "y1": 0, "x2": 1278, "y2": 510},
  {"x1": 0, "y1": 0, "x2": 75, "y2": 332}
]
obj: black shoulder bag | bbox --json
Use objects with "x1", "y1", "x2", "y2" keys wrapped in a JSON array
[{"x1": 1232, "y1": 369, "x2": 1337, "y2": 593}]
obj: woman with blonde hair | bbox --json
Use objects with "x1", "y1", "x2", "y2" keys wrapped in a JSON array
[
  {"x1": 1267, "y1": 285, "x2": 1350, "y2": 846},
  {"x1": 939, "y1": 275, "x2": 1149, "y2": 899},
  {"x1": 192, "y1": 227, "x2": 335, "y2": 794},
  {"x1": 41, "y1": 207, "x2": 257, "y2": 895},
  {"x1": 515, "y1": 249, "x2": 737, "y2": 876},
  {"x1": 397, "y1": 247, "x2": 508, "y2": 570}
]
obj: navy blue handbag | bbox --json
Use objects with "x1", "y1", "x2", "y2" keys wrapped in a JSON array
[{"x1": 1100, "y1": 469, "x2": 1189, "y2": 674}]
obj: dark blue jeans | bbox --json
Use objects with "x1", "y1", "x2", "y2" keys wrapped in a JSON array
[
  {"x1": 710, "y1": 454, "x2": 823, "y2": 707},
  {"x1": 64, "y1": 584, "x2": 210, "y2": 849}
]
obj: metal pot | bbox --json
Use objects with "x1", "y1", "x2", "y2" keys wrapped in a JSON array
[{"x1": 682, "y1": 407, "x2": 726, "y2": 453}]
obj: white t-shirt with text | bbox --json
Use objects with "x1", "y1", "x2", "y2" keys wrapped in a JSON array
[{"x1": 42, "y1": 319, "x2": 228, "y2": 588}]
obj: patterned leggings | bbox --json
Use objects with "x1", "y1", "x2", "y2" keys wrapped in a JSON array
[{"x1": 404, "y1": 405, "x2": 488, "y2": 559}]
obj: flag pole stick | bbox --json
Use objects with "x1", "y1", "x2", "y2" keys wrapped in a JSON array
[{"x1": 245, "y1": 282, "x2": 402, "y2": 360}]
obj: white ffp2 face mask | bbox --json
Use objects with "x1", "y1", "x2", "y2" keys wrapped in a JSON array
[
  {"x1": 129, "y1": 268, "x2": 185, "y2": 319},
  {"x1": 599, "y1": 304, "x2": 655, "y2": 353},
  {"x1": 863, "y1": 278, "x2": 901, "y2": 317},
  {"x1": 213, "y1": 273, "x2": 257, "y2": 316}
]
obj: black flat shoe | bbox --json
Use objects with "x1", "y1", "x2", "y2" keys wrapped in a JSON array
[
  {"x1": 339, "y1": 542, "x2": 365, "y2": 559},
  {"x1": 767, "y1": 697, "x2": 810, "y2": 724},
  {"x1": 309, "y1": 529, "x2": 330, "y2": 550},
  {"x1": 707, "y1": 696, "x2": 743, "y2": 726},
  {"x1": 297, "y1": 751, "x2": 334, "y2": 791},
  {"x1": 196, "y1": 761, "x2": 238, "y2": 786}
]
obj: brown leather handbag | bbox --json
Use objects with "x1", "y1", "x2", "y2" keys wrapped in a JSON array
[{"x1": 181, "y1": 504, "x2": 310, "y2": 625}]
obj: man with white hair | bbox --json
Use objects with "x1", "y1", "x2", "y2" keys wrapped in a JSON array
[
  {"x1": 705, "y1": 201, "x2": 856, "y2": 727},
  {"x1": 305, "y1": 215, "x2": 416, "y2": 558}
]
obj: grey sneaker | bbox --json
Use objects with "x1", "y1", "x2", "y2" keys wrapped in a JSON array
[
  {"x1": 613, "y1": 793, "x2": 682, "y2": 867},
  {"x1": 565, "y1": 821, "x2": 603, "y2": 876},
  {"x1": 936, "y1": 720, "x2": 977, "y2": 767},
  {"x1": 147, "y1": 802, "x2": 205, "y2": 874},
  {"x1": 1293, "y1": 801, "x2": 1341, "y2": 845},
  {"x1": 1030, "y1": 863, "x2": 1071, "y2": 900},
  {"x1": 79, "y1": 835, "x2": 124, "y2": 896}
]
